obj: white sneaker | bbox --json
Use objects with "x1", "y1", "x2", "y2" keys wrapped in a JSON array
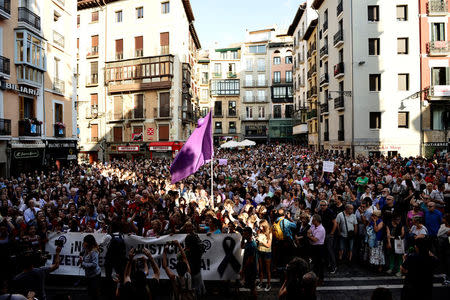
[
  {"x1": 386, "y1": 269, "x2": 393, "y2": 275},
  {"x1": 264, "y1": 284, "x2": 271, "y2": 292},
  {"x1": 395, "y1": 271, "x2": 402, "y2": 277}
]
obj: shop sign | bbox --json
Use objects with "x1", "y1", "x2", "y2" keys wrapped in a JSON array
[
  {"x1": 431, "y1": 85, "x2": 450, "y2": 97},
  {"x1": 67, "y1": 154, "x2": 77, "y2": 160},
  {"x1": 118, "y1": 145, "x2": 140, "y2": 152},
  {"x1": 47, "y1": 142, "x2": 77, "y2": 148},
  {"x1": 150, "y1": 146, "x2": 172, "y2": 151},
  {"x1": 1, "y1": 81, "x2": 40, "y2": 96},
  {"x1": 14, "y1": 149, "x2": 40, "y2": 159},
  {"x1": 424, "y1": 142, "x2": 447, "y2": 147},
  {"x1": 363, "y1": 145, "x2": 401, "y2": 151}
]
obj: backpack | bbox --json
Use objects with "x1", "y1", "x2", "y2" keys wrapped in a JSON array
[{"x1": 273, "y1": 218, "x2": 285, "y2": 241}]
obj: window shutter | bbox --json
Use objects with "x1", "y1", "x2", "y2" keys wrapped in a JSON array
[
  {"x1": 439, "y1": 23, "x2": 445, "y2": 41},
  {"x1": 160, "y1": 32, "x2": 169, "y2": 46},
  {"x1": 398, "y1": 74, "x2": 406, "y2": 90},
  {"x1": 368, "y1": 7, "x2": 374, "y2": 21},
  {"x1": 19, "y1": 97, "x2": 24, "y2": 119},
  {"x1": 446, "y1": 67, "x2": 450, "y2": 85},
  {"x1": 115, "y1": 39, "x2": 123, "y2": 52},
  {"x1": 159, "y1": 125, "x2": 169, "y2": 141},
  {"x1": 114, "y1": 96, "x2": 123, "y2": 120},
  {"x1": 91, "y1": 61, "x2": 98, "y2": 75},
  {"x1": 113, "y1": 127, "x2": 123, "y2": 142},
  {"x1": 92, "y1": 11, "x2": 99, "y2": 22},
  {"x1": 135, "y1": 36, "x2": 143, "y2": 50},
  {"x1": 92, "y1": 35, "x2": 98, "y2": 47},
  {"x1": 91, "y1": 124, "x2": 98, "y2": 140},
  {"x1": 91, "y1": 94, "x2": 98, "y2": 106}
]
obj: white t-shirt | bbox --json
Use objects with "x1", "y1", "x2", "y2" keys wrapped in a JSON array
[{"x1": 336, "y1": 212, "x2": 357, "y2": 237}]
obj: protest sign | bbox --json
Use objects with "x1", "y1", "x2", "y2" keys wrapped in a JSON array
[
  {"x1": 323, "y1": 161, "x2": 335, "y2": 173},
  {"x1": 45, "y1": 233, "x2": 243, "y2": 280}
]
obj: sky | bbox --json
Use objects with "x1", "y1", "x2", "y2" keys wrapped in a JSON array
[{"x1": 190, "y1": 0, "x2": 302, "y2": 50}]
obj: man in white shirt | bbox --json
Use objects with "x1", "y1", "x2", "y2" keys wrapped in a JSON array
[
  {"x1": 336, "y1": 204, "x2": 358, "y2": 261},
  {"x1": 23, "y1": 199, "x2": 40, "y2": 225}
]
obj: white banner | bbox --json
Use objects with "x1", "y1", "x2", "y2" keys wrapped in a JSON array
[
  {"x1": 45, "y1": 233, "x2": 243, "y2": 280},
  {"x1": 323, "y1": 161, "x2": 335, "y2": 173}
]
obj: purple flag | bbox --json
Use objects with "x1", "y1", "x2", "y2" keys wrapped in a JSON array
[
  {"x1": 218, "y1": 159, "x2": 228, "y2": 166},
  {"x1": 170, "y1": 110, "x2": 213, "y2": 183}
]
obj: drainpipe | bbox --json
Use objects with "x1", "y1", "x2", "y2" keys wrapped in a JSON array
[
  {"x1": 350, "y1": 0, "x2": 355, "y2": 158},
  {"x1": 418, "y1": 2, "x2": 423, "y2": 157}
]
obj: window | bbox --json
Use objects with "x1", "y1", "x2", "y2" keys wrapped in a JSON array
[
  {"x1": 274, "y1": 105, "x2": 282, "y2": 118},
  {"x1": 258, "y1": 106, "x2": 265, "y2": 118},
  {"x1": 91, "y1": 11, "x2": 98, "y2": 23},
  {"x1": 431, "y1": 67, "x2": 450, "y2": 85},
  {"x1": 89, "y1": 61, "x2": 98, "y2": 84},
  {"x1": 432, "y1": 23, "x2": 445, "y2": 41},
  {"x1": 115, "y1": 10, "x2": 122, "y2": 22},
  {"x1": 91, "y1": 124, "x2": 98, "y2": 142},
  {"x1": 160, "y1": 32, "x2": 169, "y2": 54},
  {"x1": 159, "y1": 92, "x2": 170, "y2": 117},
  {"x1": 398, "y1": 73, "x2": 410, "y2": 91},
  {"x1": 214, "y1": 101, "x2": 222, "y2": 116},
  {"x1": 245, "y1": 75, "x2": 253, "y2": 86},
  {"x1": 432, "y1": 107, "x2": 450, "y2": 130},
  {"x1": 230, "y1": 51, "x2": 238, "y2": 59},
  {"x1": 159, "y1": 125, "x2": 169, "y2": 141},
  {"x1": 15, "y1": 31, "x2": 45, "y2": 71},
  {"x1": 246, "y1": 59, "x2": 253, "y2": 71},
  {"x1": 369, "y1": 38, "x2": 380, "y2": 55},
  {"x1": 214, "y1": 122, "x2": 222, "y2": 133},
  {"x1": 257, "y1": 59, "x2": 265, "y2": 71},
  {"x1": 115, "y1": 39, "x2": 123, "y2": 59},
  {"x1": 249, "y1": 45, "x2": 266, "y2": 54},
  {"x1": 214, "y1": 63, "x2": 221, "y2": 76},
  {"x1": 91, "y1": 35, "x2": 99, "y2": 55},
  {"x1": 229, "y1": 122, "x2": 236, "y2": 133},
  {"x1": 396, "y1": 5, "x2": 407, "y2": 21},
  {"x1": 273, "y1": 57, "x2": 281, "y2": 65},
  {"x1": 113, "y1": 96, "x2": 123, "y2": 120},
  {"x1": 211, "y1": 80, "x2": 240, "y2": 95},
  {"x1": 132, "y1": 126, "x2": 143, "y2": 141},
  {"x1": 257, "y1": 90, "x2": 266, "y2": 101},
  {"x1": 246, "y1": 106, "x2": 253, "y2": 118},
  {"x1": 273, "y1": 71, "x2": 281, "y2": 83},
  {"x1": 286, "y1": 71, "x2": 293, "y2": 83},
  {"x1": 201, "y1": 72, "x2": 208, "y2": 84},
  {"x1": 77, "y1": 15, "x2": 80, "y2": 26},
  {"x1": 91, "y1": 94, "x2": 98, "y2": 106},
  {"x1": 285, "y1": 56, "x2": 293, "y2": 64},
  {"x1": 161, "y1": 2, "x2": 170, "y2": 14},
  {"x1": 369, "y1": 74, "x2": 381, "y2": 91},
  {"x1": 136, "y1": 7, "x2": 143, "y2": 19},
  {"x1": 228, "y1": 101, "x2": 236, "y2": 116},
  {"x1": 397, "y1": 38, "x2": 408, "y2": 54},
  {"x1": 55, "y1": 103, "x2": 63, "y2": 123},
  {"x1": 257, "y1": 74, "x2": 266, "y2": 86},
  {"x1": 398, "y1": 112, "x2": 409, "y2": 128},
  {"x1": 368, "y1": 6, "x2": 379, "y2": 21},
  {"x1": 370, "y1": 112, "x2": 381, "y2": 129},
  {"x1": 273, "y1": 87, "x2": 287, "y2": 99},
  {"x1": 286, "y1": 105, "x2": 294, "y2": 118},
  {"x1": 134, "y1": 94, "x2": 144, "y2": 118},
  {"x1": 113, "y1": 127, "x2": 123, "y2": 142},
  {"x1": 135, "y1": 36, "x2": 143, "y2": 57}
]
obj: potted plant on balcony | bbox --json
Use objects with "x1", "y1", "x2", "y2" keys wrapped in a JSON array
[{"x1": 55, "y1": 122, "x2": 65, "y2": 136}]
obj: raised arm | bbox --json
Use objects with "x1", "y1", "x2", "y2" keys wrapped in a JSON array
[
  {"x1": 162, "y1": 245, "x2": 176, "y2": 280},
  {"x1": 174, "y1": 240, "x2": 191, "y2": 274},
  {"x1": 143, "y1": 248, "x2": 160, "y2": 280}
]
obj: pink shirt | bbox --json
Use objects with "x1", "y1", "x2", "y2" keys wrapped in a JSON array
[{"x1": 310, "y1": 224, "x2": 326, "y2": 245}]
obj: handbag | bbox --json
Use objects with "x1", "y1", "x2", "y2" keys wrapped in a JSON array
[
  {"x1": 343, "y1": 212, "x2": 355, "y2": 239},
  {"x1": 394, "y1": 238, "x2": 405, "y2": 254}
]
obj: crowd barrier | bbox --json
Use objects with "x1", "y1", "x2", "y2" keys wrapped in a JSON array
[{"x1": 45, "y1": 232, "x2": 243, "y2": 280}]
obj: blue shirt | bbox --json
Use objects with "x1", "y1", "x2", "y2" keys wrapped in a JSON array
[
  {"x1": 425, "y1": 209, "x2": 442, "y2": 236},
  {"x1": 276, "y1": 217, "x2": 297, "y2": 240}
]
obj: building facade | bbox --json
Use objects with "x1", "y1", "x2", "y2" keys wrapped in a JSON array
[
  {"x1": 210, "y1": 46, "x2": 241, "y2": 144},
  {"x1": 240, "y1": 29, "x2": 273, "y2": 142},
  {"x1": 268, "y1": 35, "x2": 294, "y2": 142},
  {"x1": 0, "y1": 0, "x2": 77, "y2": 177},
  {"x1": 419, "y1": 0, "x2": 450, "y2": 157},
  {"x1": 76, "y1": 0, "x2": 200, "y2": 162},
  {"x1": 288, "y1": 1, "x2": 317, "y2": 145},
  {"x1": 312, "y1": 0, "x2": 421, "y2": 157}
]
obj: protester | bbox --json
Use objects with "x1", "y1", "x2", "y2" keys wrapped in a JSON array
[{"x1": 80, "y1": 234, "x2": 101, "y2": 300}]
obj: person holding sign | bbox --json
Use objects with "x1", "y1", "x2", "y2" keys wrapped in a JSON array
[{"x1": 79, "y1": 235, "x2": 101, "y2": 300}]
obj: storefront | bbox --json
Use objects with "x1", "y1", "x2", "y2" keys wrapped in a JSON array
[
  {"x1": 108, "y1": 144, "x2": 145, "y2": 161},
  {"x1": 45, "y1": 140, "x2": 78, "y2": 167},
  {"x1": 9, "y1": 142, "x2": 45, "y2": 176},
  {"x1": 423, "y1": 142, "x2": 448, "y2": 158},
  {"x1": 148, "y1": 142, "x2": 184, "y2": 159}
]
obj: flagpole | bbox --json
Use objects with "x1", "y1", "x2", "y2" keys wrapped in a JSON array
[{"x1": 211, "y1": 156, "x2": 214, "y2": 209}]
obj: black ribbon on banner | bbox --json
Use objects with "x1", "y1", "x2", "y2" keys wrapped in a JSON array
[{"x1": 217, "y1": 236, "x2": 241, "y2": 277}]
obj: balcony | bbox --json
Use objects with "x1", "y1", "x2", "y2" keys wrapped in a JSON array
[
  {"x1": 105, "y1": 55, "x2": 173, "y2": 93},
  {"x1": 323, "y1": 20, "x2": 328, "y2": 32},
  {"x1": 210, "y1": 79, "x2": 240, "y2": 96},
  {"x1": 227, "y1": 72, "x2": 237, "y2": 78},
  {"x1": 160, "y1": 45, "x2": 169, "y2": 55},
  {"x1": 307, "y1": 64, "x2": 317, "y2": 78},
  {"x1": 86, "y1": 74, "x2": 98, "y2": 86},
  {"x1": 0, "y1": 0, "x2": 11, "y2": 19},
  {"x1": 427, "y1": 0, "x2": 448, "y2": 15},
  {"x1": 307, "y1": 42, "x2": 317, "y2": 58},
  {"x1": 243, "y1": 80, "x2": 268, "y2": 87},
  {"x1": 320, "y1": 102, "x2": 329, "y2": 114},
  {"x1": 214, "y1": 128, "x2": 223, "y2": 134},
  {"x1": 18, "y1": 7, "x2": 41, "y2": 31},
  {"x1": 228, "y1": 128, "x2": 237, "y2": 134},
  {"x1": 18, "y1": 120, "x2": 42, "y2": 137},
  {"x1": 153, "y1": 107, "x2": 172, "y2": 120},
  {"x1": 298, "y1": 54, "x2": 305, "y2": 64},
  {"x1": 53, "y1": 30, "x2": 64, "y2": 48},
  {"x1": 54, "y1": 124, "x2": 66, "y2": 138},
  {"x1": 338, "y1": 130, "x2": 344, "y2": 141},
  {"x1": 427, "y1": 40, "x2": 450, "y2": 56},
  {"x1": 227, "y1": 110, "x2": 238, "y2": 118},
  {"x1": 333, "y1": 29, "x2": 344, "y2": 47},
  {"x1": 87, "y1": 46, "x2": 99, "y2": 58},
  {"x1": 334, "y1": 62, "x2": 344, "y2": 78},
  {"x1": 180, "y1": 106, "x2": 194, "y2": 123},
  {"x1": 307, "y1": 86, "x2": 318, "y2": 99},
  {"x1": 0, "y1": 119, "x2": 11, "y2": 135},
  {"x1": 52, "y1": 77, "x2": 65, "y2": 94},
  {"x1": 307, "y1": 109, "x2": 317, "y2": 119},
  {"x1": 85, "y1": 105, "x2": 98, "y2": 119},
  {"x1": 334, "y1": 96, "x2": 345, "y2": 110},
  {"x1": 320, "y1": 73, "x2": 329, "y2": 86},
  {"x1": 324, "y1": 132, "x2": 329, "y2": 141},
  {"x1": 241, "y1": 114, "x2": 270, "y2": 121},
  {"x1": 428, "y1": 85, "x2": 450, "y2": 99},
  {"x1": 213, "y1": 72, "x2": 222, "y2": 78},
  {"x1": 337, "y1": 1, "x2": 343, "y2": 16},
  {"x1": 0, "y1": 55, "x2": 10, "y2": 76},
  {"x1": 320, "y1": 45, "x2": 328, "y2": 59}
]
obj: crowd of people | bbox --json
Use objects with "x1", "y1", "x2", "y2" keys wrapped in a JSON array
[{"x1": 0, "y1": 144, "x2": 449, "y2": 300}]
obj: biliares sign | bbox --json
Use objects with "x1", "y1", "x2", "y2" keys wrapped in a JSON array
[{"x1": 0, "y1": 81, "x2": 40, "y2": 96}]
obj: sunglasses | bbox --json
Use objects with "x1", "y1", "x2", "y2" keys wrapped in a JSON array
[{"x1": 427, "y1": 205, "x2": 434, "y2": 208}]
